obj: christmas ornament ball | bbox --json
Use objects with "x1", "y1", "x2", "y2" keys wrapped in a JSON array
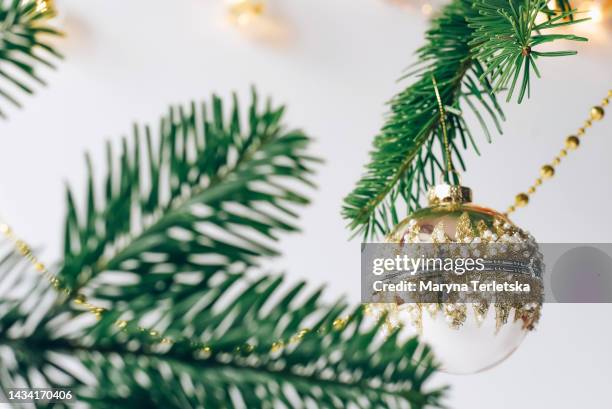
[{"x1": 370, "y1": 184, "x2": 543, "y2": 374}]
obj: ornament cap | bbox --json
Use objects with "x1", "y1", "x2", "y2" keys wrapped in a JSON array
[{"x1": 427, "y1": 184, "x2": 472, "y2": 206}]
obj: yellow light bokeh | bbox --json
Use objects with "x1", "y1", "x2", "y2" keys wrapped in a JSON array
[
  {"x1": 227, "y1": 0, "x2": 265, "y2": 27},
  {"x1": 588, "y1": 3, "x2": 604, "y2": 23}
]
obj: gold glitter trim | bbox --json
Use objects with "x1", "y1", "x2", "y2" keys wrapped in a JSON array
[
  {"x1": 455, "y1": 212, "x2": 475, "y2": 242},
  {"x1": 405, "y1": 219, "x2": 421, "y2": 243},
  {"x1": 476, "y1": 219, "x2": 488, "y2": 237},
  {"x1": 444, "y1": 304, "x2": 467, "y2": 329},
  {"x1": 473, "y1": 302, "x2": 490, "y2": 327},
  {"x1": 432, "y1": 221, "x2": 449, "y2": 243},
  {"x1": 375, "y1": 204, "x2": 544, "y2": 333},
  {"x1": 495, "y1": 303, "x2": 512, "y2": 332},
  {"x1": 514, "y1": 303, "x2": 541, "y2": 331}
]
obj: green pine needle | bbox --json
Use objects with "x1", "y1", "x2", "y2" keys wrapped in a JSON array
[
  {"x1": 342, "y1": 0, "x2": 587, "y2": 240},
  {"x1": 0, "y1": 0, "x2": 62, "y2": 119}
]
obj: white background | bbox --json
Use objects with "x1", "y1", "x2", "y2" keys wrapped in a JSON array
[{"x1": 1, "y1": 0, "x2": 611, "y2": 407}]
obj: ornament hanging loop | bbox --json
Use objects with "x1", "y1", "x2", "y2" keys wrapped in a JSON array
[
  {"x1": 431, "y1": 74, "x2": 459, "y2": 185},
  {"x1": 446, "y1": 168, "x2": 463, "y2": 187}
]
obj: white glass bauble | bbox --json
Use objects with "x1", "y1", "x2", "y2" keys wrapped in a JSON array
[{"x1": 368, "y1": 184, "x2": 542, "y2": 374}]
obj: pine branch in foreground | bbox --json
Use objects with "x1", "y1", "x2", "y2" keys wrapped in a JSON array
[
  {"x1": 0, "y1": 246, "x2": 445, "y2": 408},
  {"x1": 342, "y1": 0, "x2": 587, "y2": 239},
  {"x1": 0, "y1": 0, "x2": 62, "y2": 119},
  {"x1": 0, "y1": 90, "x2": 443, "y2": 409},
  {"x1": 0, "y1": 90, "x2": 446, "y2": 407}
]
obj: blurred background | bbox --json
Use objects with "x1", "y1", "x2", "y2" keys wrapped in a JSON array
[{"x1": 0, "y1": 0, "x2": 611, "y2": 407}]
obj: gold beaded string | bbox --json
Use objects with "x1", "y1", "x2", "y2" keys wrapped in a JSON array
[
  {"x1": 505, "y1": 90, "x2": 610, "y2": 216},
  {"x1": 0, "y1": 221, "x2": 113, "y2": 320},
  {"x1": 0, "y1": 218, "x2": 350, "y2": 355}
]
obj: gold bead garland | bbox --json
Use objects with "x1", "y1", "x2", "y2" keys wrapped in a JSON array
[
  {"x1": 540, "y1": 164, "x2": 555, "y2": 179},
  {"x1": 506, "y1": 90, "x2": 610, "y2": 215},
  {"x1": 0, "y1": 219, "x2": 339, "y2": 357}
]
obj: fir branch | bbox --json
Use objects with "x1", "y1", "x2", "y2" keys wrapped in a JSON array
[
  {"x1": 60, "y1": 90, "x2": 317, "y2": 305},
  {"x1": 342, "y1": 0, "x2": 586, "y2": 239},
  {"x1": 1, "y1": 89, "x2": 445, "y2": 408},
  {"x1": 0, "y1": 0, "x2": 62, "y2": 119},
  {"x1": 0, "y1": 242, "x2": 445, "y2": 408}
]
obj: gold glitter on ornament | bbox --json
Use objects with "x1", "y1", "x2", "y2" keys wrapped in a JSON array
[
  {"x1": 476, "y1": 220, "x2": 488, "y2": 237},
  {"x1": 493, "y1": 217, "x2": 511, "y2": 237},
  {"x1": 473, "y1": 302, "x2": 490, "y2": 326},
  {"x1": 514, "y1": 303, "x2": 541, "y2": 331},
  {"x1": 444, "y1": 304, "x2": 467, "y2": 329},
  {"x1": 424, "y1": 303, "x2": 440, "y2": 319},
  {"x1": 432, "y1": 221, "x2": 450, "y2": 243},
  {"x1": 495, "y1": 303, "x2": 511, "y2": 331},
  {"x1": 455, "y1": 212, "x2": 475, "y2": 242},
  {"x1": 405, "y1": 219, "x2": 421, "y2": 243}
]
